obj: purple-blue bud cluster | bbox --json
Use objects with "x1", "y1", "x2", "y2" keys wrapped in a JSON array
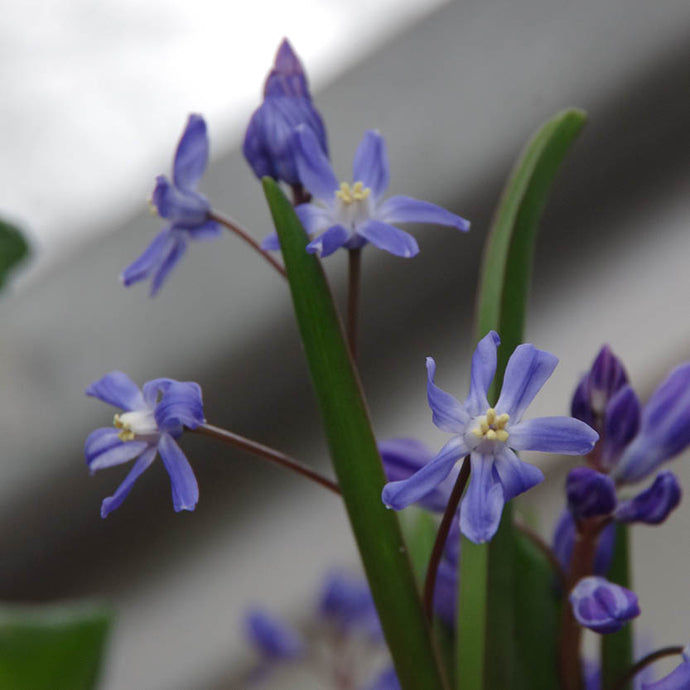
[{"x1": 243, "y1": 39, "x2": 328, "y2": 188}]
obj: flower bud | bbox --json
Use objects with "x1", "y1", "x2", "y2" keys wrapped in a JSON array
[
  {"x1": 243, "y1": 39, "x2": 328, "y2": 187},
  {"x1": 245, "y1": 609, "x2": 305, "y2": 660},
  {"x1": 569, "y1": 576, "x2": 640, "y2": 634},
  {"x1": 615, "y1": 471, "x2": 682, "y2": 525},
  {"x1": 566, "y1": 467, "x2": 617, "y2": 519}
]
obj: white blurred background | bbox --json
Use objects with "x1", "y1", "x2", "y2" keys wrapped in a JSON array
[{"x1": 1, "y1": 0, "x2": 690, "y2": 687}]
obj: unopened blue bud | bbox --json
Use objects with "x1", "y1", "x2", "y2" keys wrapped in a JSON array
[
  {"x1": 615, "y1": 471, "x2": 682, "y2": 525},
  {"x1": 572, "y1": 346, "x2": 629, "y2": 428},
  {"x1": 243, "y1": 39, "x2": 328, "y2": 186},
  {"x1": 569, "y1": 576, "x2": 640, "y2": 634},
  {"x1": 566, "y1": 467, "x2": 617, "y2": 519},
  {"x1": 601, "y1": 385, "x2": 641, "y2": 471}
]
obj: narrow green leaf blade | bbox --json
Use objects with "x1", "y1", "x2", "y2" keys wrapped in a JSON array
[
  {"x1": 601, "y1": 525, "x2": 633, "y2": 690},
  {"x1": 0, "y1": 602, "x2": 112, "y2": 690},
  {"x1": 458, "y1": 108, "x2": 587, "y2": 690},
  {"x1": 0, "y1": 219, "x2": 29, "y2": 290},
  {"x1": 263, "y1": 178, "x2": 446, "y2": 690}
]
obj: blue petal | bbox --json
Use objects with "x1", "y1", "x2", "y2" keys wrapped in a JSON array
[
  {"x1": 151, "y1": 176, "x2": 210, "y2": 226},
  {"x1": 352, "y1": 131, "x2": 389, "y2": 200},
  {"x1": 100, "y1": 446, "x2": 158, "y2": 517},
  {"x1": 173, "y1": 114, "x2": 209, "y2": 191},
  {"x1": 306, "y1": 225, "x2": 349, "y2": 257},
  {"x1": 85, "y1": 428, "x2": 149, "y2": 472},
  {"x1": 121, "y1": 229, "x2": 177, "y2": 288},
  {"x1": 187, "y1": 219, "x2": 222, "y2": 240},
  {"x1": 293, "y1": 125, "x2": 339, "y2": 200},
  {"x1": 589, "y1": 345, "x2": 629, "y2": 408},
  {"x1": 492, "y1": 446, "x2": 544, "y2": 501},
  {"x1": 460, "y1": 452, "x2": 505, "y2": 543},
  {"x1": 377, "y1": 194, "x2": 470, "y2": 231},
  {"x1": 318, "y1": 571, "x2": 378, "y2": 634},
  {"x1": 261, "y1": 232, "x2": 281, "y2": 251},
  {"x1": 601, "y1": 385, "x2": 640, "y2": 471},
  {"x1": 158, "y1": 433, "x2": 199, "y2": 512},
  {"x1": 426, "y1": 357, "x2": 469, "y2": 432},
  {"x1": 142, "y1": 378, "x2": 175, "y2": 406},
  {"x1": 295, "y1": 203, "x2": 334, "y2": 236},
  {"x1": 566, "y1": 467, "x2": 617, "y2": 519},
  {"x1": 245, "y1": 609, "x2": 305, "y2": 660},
  {"x1": 357, "y1": 219, "x2": 419, "y2": 258},
  {"x1": 569, "y1": 576, "x2": 640, "y2": 634},
  {"x1": 509, "y1": 417, "x2": 599, "y2": 455},
  {"x1": 155, "y1": 381, "x2": 205, "y2": 431},
  {"x1": 263, "y1": 39, "x2": 310, "y2": 99},
  {"x1": 614, "y1": 471, "x2": 682, "y2": 525},
  {"x1": 85, "y1": 371, "x2": 145, "y2": 411},
  {"x1": 379, "y1": 438, "x2": 456, "y2": 513},
  {"x1": 150, "y1": 234, "x2": 187, "y2": 296},
  {"x1": 382, "y1": 436, "x2": 466, "y2": 510},
  {"x1": 495, "y1": 344, "x2": 558, "y2": 421},
  {"x1": 614, "y1": 362, "x2": 690, "y2": 483},
  {"x1": 465, "y1": 331, "x2": 500, "y2": 416},
  {"x1": 642, "y1": 652, "x2": 690, "y2": 690}
]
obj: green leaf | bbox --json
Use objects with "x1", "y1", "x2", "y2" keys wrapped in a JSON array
[
  {"x1": 601, "y1": 525, "x2": 633, "y2": 690},
  {"x1": 0, "y1": 219, "x2": 29, "y2": 290},
  {"x1": 0, "y1": 601, "x2": 112, "y2": 690},
  {"x1": 399, "y1": 508, "x2": 439, "y2": 585},
  {"x1": 513, "y1": 528, "x2": 560, "y2": 690},
  {"x1": 457, "y1": 108, "x2": 587, "y2": 690},
  {"x1": 263, "y1": 178, "x2": 446, "y2": 690}
]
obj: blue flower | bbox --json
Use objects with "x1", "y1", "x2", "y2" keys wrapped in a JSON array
[
  {"x1": 642, "y1": 646, "x2": 690, "y2": 690},
  {"x1": 553, "y1": 509, "x2": 617, "y2": 577},
  {"x1": 84, "y1": 371, "x2": 205, "y2": 517},
  {"x1": 245, "y1": 609, "x2": 305, "y2": 660},
  {"x1": 569, "y1": 576, "x2": 640, "y2": 634},
  {"x1": 318, "y1": 571, "x2": 381, "y2": 638},
  {"x1": 243, "y1": 39, "x2": 328, "y2": 187},
  {"x1": 266, "y1": 126, "x2": 470, "y2": 258},
  {"x1": 382, "y1": 331, "x2": 598, "y2": 543},
  {"x1": 122, "y1": 114, "x2": 220, "y2": 296}
]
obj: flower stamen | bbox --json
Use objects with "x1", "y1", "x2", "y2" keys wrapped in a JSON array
[
  {"x1": 335, "y1": 181, "x2": 371, "y2": 205},
  {"x1": 472, "y1": 407, "x2": 510, "y2": 442}
]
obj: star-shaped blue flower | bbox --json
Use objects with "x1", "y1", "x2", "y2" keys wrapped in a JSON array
[
  {"x1": 85, "y1": 371, "x2": 205, "y2": 517},
  {"x1": 122, "y1": 114, "x2": 220, "y2": 296},
  {"x1": 263, "y1": 126, "x2": 469, "y2": 257},
  {"x1": 382, "y1": 331, "x2": 598, "y2": 543}
]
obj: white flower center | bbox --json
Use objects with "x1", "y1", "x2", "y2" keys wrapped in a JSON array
[
  {"x1": 114, "y1": 410, "x2": 158, "y2": 442},
  {"x1": 471, "y1": 407, "x2": 510, "y2": 443},
  {"x1": 334, "y1": 181, "x2": 372, "y2": 228}
]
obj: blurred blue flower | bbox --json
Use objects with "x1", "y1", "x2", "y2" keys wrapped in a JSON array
[
  {"x1": 85, "y1": 371, "x2": 204, "y2": 516},
  {"x1": 319, "y1": 571, "x2": 381, "y2": 638},
  {"x1": 243, "y1": 39, "x2": 328, "y2": 187},
  {"x1": 274, "y1": 126, "x2": 469, "y2": 258},
  {"x1": 245, "y1": 609, "x2": 305, "y2": 660},
  {"x1": 553, "y1": 509, "x2": 617, "y2": 577},
  {"x1": 382, "y1": 331, "x2": 598, "y2": 543},
  {"x1": 569, "y1": 576, "x2": 640, "y2": 634},
  {"x1": 122, "y1": 114, "x2": 220, "y2": 296},
  {"x1": 642, "y1": 646, "x2": 690, "y2": 690}
]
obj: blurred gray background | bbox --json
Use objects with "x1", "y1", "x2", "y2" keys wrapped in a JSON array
[{"x1": 1, "y1": 0, "x2": 690, "y2": 687}]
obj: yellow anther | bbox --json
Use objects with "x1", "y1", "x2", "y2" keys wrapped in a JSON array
[
  {"x1": 486, "y1": 408, "x2": 497, "y2": 424},
  {"x1": 497, "y1": 413, "x2": 510, "y2": 426},
  {"x1": 471, "y1": 408, "x2": 510, "y2": 444},
  {"x1": 113, "y1": 413, "x2": 135, "y2": 442},
  {"x1": 335, "y1": 181, "x2": 371, "y2": 205},
  {"x1": 147, "y1": 199, "x2": 159, "y2": 216},
  {"x1": 472, "y1": 427, "x2": 484, "y2": 438},
  {"x1": 486, "y1": 429, "x2": 497, "y2": 441},
  {"x1": 496, "y1": 429, "x2": 509, "y2": 442}
]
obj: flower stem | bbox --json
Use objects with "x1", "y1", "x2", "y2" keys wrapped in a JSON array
[
  {"x1": 608, "y1": 646, "x2": 684, "y2": 690},
  {"x1": 193, "y1": 423, "x2": 341, "y2": 495},
  {"x1": 514, "y1": 519, "x2": 568, "y2": 592},
  {"x1": 208, "y1": 211, "x2": 287, "y2": 278},
  {"x1": 558, "y1": 518, "x2": 603, "y2": 690},
  {"x1": 423, "y1": 457, "x2": 470, "y2": 621},
  {"x1": 347, "y1": 248, "x2": 362, "y2": 360}
]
